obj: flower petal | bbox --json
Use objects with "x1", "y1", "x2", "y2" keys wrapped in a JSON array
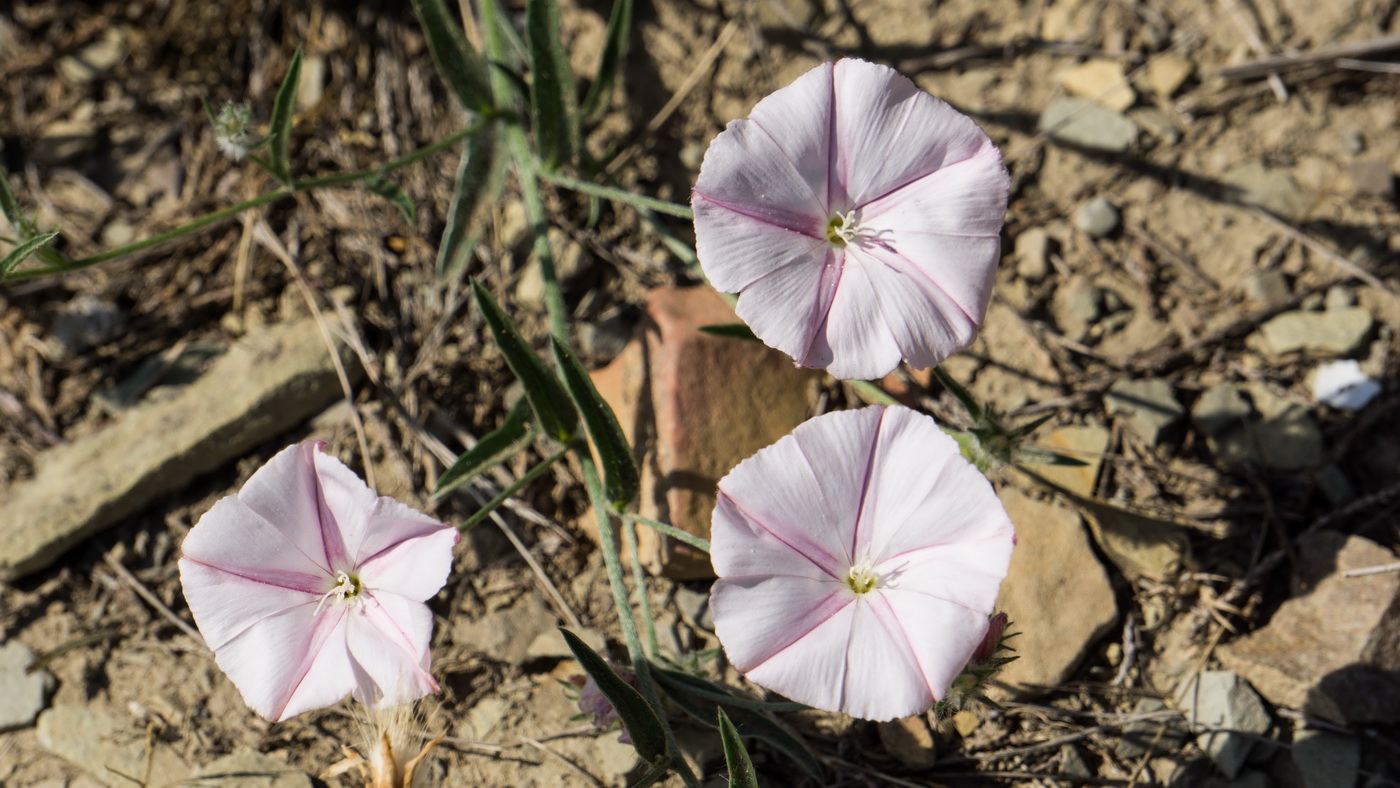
[
  {"x1": 311, "y1": 447, "x2": 382, "y2": 569},
  {"x1": 694, "y1": 200, "x2": 829, "y2": 293},
  {"x1": 831, "y1": 59, "x2": 995, "y2": 209},
  {"x1": 714, "y1": 408, "x2": 885, "y2": 575},
  {"x1": 837, "y1": 593, "x2": 936, "y2": 720},
  {"x1": 808, "y1": 253, "x2": 903, "y2": 380},
  {"x1": 879, "y1": 538, "x2": 1013, "y2": 613},
  {"x1": 855, "y1": 245, "x2": 981, "y2": 372},
  {"x1": 357, "y1": 503, "x2": 460, "y2": 602},
  {"x1": 231, "y1": 442, "x2": 338, "y2": 573},
  {"x1": 877, "y1": 587, "x2": 992, "y2": 708},
  {"x1": 211, "y1": 601, "x2": 355, "y2": 722},
  {"x1": 860, "y1": 146, "x2": 1009, "y2": 237},
  {"x1": 711, "y1": 575, "x2": 852, "y2": 695},
  {"x1": 857, "y1": 408, "x2": 1015, "y2": 563},
  {"x1": 732, "y1": 246, "x2": 840, "y2": 373},
  {"x1": 692, "y1": 117, "x2": 827, "y2": 239},
  {"x1": 179, "y1": 557, "x2": 321, "y2": 650},
  {"x1": 745, "y1": 61, "x2": 836, "y2": 209},
  {"x1": 345, "y1": 592, "x2": 439, "y2": 708},
  {"x1": 179, "y1": 496, "x2": 332, "y2": 589}
]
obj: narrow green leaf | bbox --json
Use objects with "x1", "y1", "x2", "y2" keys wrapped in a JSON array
[
  {"x1": 1, "y1": 230, "x2": 60, "y2": 278},
  {"x1": 411, "y1": 0, "x2": 495, "y2": 114},
  {"x1": 653, "y1": 668, "x2": 804, "y2": 713},
  {"x1": 580, "y1": 0, "x2": 633, "y2": 119},
  {"x1": 267, "y1": 48, "x2": 303, "y2": 184},
  {"x1": 363, "y1": 173, "x2": 417, "y2": 223},
  {"x1": 437, "y1": 124, "x2": 505, "y2": 278},
  {"x1": 1014, "y1": 447, "x2": 1089, "y2": 467},
  {"x1": 551, "y1": 337, "x2": 638, "y2": 509},
  {"x1": 433, "y1": 397, "x2": 538, "y2": 499},
  {"x1": 698, "y1": 323, "x2": 759, "y2": 342},
  {"x1": 717, "y1": 709, "x2": 759, "y2": 788},
  {"x1": 561, "y1": 629, "x2": 670, "y2": 764},
  {"x1": 0, "y1": 164, "x2": 28, "y2": 236},
  {"x1": 471, "y1": 281, "x2": 577, "y2": 441},
  {"x1": 1006, "y1": 412, "x2": 1056, "y2": 440},
  {"x1": 526, "y1": 0, "x2": 579, "y2": 168},
  {"x1": 656, "y1": 670, "x2": 822, "y2": 783}
]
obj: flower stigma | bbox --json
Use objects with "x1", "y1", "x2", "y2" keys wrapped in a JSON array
[
  {"x1": 846, "y1": 557, "x2": 879, "y2": 595},
  {"x1": 316, "y1": 570, "x2": 364, "y2": 613},
  {"x1": 826, "y1": 210, "x2": 859, "y2": 246}
]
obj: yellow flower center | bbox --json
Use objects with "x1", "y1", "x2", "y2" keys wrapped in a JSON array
[
  {"x1": 316, "y1": 571, "x2": 363, "y2": 613},
  {"x1": 826, "y1": 211, "x2": 859, "y2": 246},
  {"x1": 846, "y1": 558, "x2": 878, "y2": 595}
]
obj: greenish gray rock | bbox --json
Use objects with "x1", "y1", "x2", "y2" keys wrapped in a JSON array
[
  {"x1": 1206, "y1": 384, "x2": 1326, "y2": 471},
  {"x1": 1175, "y1": 671, "x2": 1272, "y2": 779},
  {"x1": 1074, "y1": 196, "x2": 1121, "y2": 237},
  {"x1": 1259, "y1": 307, "x2": 1373, "y2": 356},
  {"x1": 1105, "y1": 378, "x2": 1185, "y2": 445},
  {"x1": 1241, "y1": 270, "x2": 1289, "y2": 305},
  {"x1": 1116, "y1": 698, "x2": 1189, "y2": 761},
  {"x1": 1038, "y1": 98, "x2": 1137, "y2": 152},
  {"x1": 1291, "y1": 729, "x2": 1359, "y2": 788},
  {"x1": 1223, "y1": 163, "x2": 1309, "y2": 220},
  {"x1": 0, "y1": 319, "x2": 360, "y2": 581},
  {"x1": 38, "y1": 705, "x2": 191, "y2": 787},
  {"x1": 1191, "y1": 384, "x2": 1252, "y2": 437},
  {"x1": 0, "y1": 642, "x2": 53, "y2": 732}
]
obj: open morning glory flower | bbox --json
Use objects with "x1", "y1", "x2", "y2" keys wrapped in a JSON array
[
  {"x1": 709, "y1": 405, "x2": 1015, "y2": 721},
  {"x1": 692, "y1": 58, "x2": 1010, "y2": 380},
  {"x1": 179, "y1": 441, "x2": 459, "y2": 722}
]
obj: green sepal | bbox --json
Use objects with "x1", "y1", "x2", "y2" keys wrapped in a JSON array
[{"x1": 698, "y1": 323, "x2": 759, "y2": 342}]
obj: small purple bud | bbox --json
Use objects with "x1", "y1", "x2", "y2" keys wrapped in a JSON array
[{"x1": 971, "y1": 612, "x2": 1009, "y2": 663}]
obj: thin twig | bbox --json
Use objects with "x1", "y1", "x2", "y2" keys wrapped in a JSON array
[
  {"x1": 1344, "y1": 561, "x2": 1400, "y2": 578},
  {"x1": 102, "y1": 554, "x2": 206, "y2": 649},
  {"x1": 1217, "y1": 32, "x2": 1400, "y2": 79}
]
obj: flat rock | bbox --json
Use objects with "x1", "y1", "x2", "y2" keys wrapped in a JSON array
[
  {"x1": 1079, "y1": 500, "x2": 1187, "y2": 580},
  {"x1": 877, "y1": 716, "x2": 937, "y2": 769},
  {"x1": 1058, "y1": 60, "x2": 1136, "y2": 112},
  {"x1": 0, "y1": 319, "x2": 360, "y2": 581},
  {"x1": 451, "y1": 592, "x2": 555, "y2": 664},
  {"x1": 0, "y1": 641, "x2": 53, "y2": 732},
  {"x1": 38, "y1": 704, "x2": 192, "y2": 787},
  {"x1": 1140, "y1": 52, "x2": 1194, "y2": 97},
  {"x1": 1014, "y1": 227, "x2": 1052, "y2": 282},
  {"x1": 1104, "y1": 378, "x2": 1185, "y2": 445},
  {"x1": 589, "y1": 287, "x2": 819, "y2": 578},
  {"x1": 1030, "y1": 424, "x2": 1109, "y2": 497},
  {"x1": 195, "y1": 749, "x2": 313, "y2": 788},
  {"x1": 1291, "y1": 729, "x2": 1358, "y2": 788},
  {"x1": 1258, "y1": 307, "x2": 1373, "y2": 356},
  {"x1": 1191, "y1": 384, "x2": 1253, "y2": 437},
  {"x1": 991, "y1": 488, "x2": 1117, "y2": 699},
  {"x1": 1116, "y1": 698, "x2": 1190, "y2": 761},
  {"x1": 1217, "y1": 530, "x2": 1400, "y2": 725},
  {"x1": 1205, "y1": 384, "x2": 1325, "y2": 471},
  {"x1": 1241, "y1": 269, "x2": 1289, "y2": 305},
  {"x1": 1039, "y1": 98, "x2": 1137, "y2": 152},
  {"x1": 1050, "y1": 275, "x2": 1102, "y2": 341},
  {"x1": 1223, "y1": 163, "x2": 1309, "y2": 220},
  {"x1": 1074, "y1": 196, "x2": 1120, "y2": 237},
  {"x1": 1175, "y1": 671, "x2": 1272, "y2": 779}
]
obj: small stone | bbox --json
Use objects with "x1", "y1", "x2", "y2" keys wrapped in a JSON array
[
  {"x1": 196, "y1": 749, "x2": 313, "y2": 788},
  {"x1": 1222, "y1": 163, "x2": 1309, "y2": 220},
  {"x1": 453, "y1": 593, "x2": 554, "y2": 664},
  {"x1": 1291, "y1": 729, "x2": 1359, "y2": 788},
  {"x1": 1176, "y1": 671, "x2": 1272, "y2": 779},
  {"x1": 38, "y1": 704, "x2": 192, "y2": 787},
  {"x1": 1074, "y1": 196, "x2": 1120, "y2": 237},
  {"x1": 1128, "y1": 107, "x2": 1181, "y2": 145},
  {"x1": 673, "y1": 585, "x2": 712, "y2": 632},
  {"x1": 877, "y1": 716, "x2": 937, "y2": 769},
  {"x1": 515, "y1": 229, "x2": 591, "y2": 309},
  {"x1": 1241, "y1": 270, "x2": 1289, "y2": 305},
  {"x1": 1324, "y1": 285, "x2": 1356, "y2": 311},
  {"x1": 1191, "y1": 384, "x2": 1252, "y2": 437},
  {"x1": 1058, "y1": 60, "x2": 1136, "y2": 112},
  {"x1": 36, "y1": 118, "x2": 98, "y2": 165},
  {"x1": 1258, "y1": 307, "x2": 1373, "y2": 356},
  {"x1": 1104, "y1": 378, "x2": 1185, "y2": 445},
  {"x1": 991, "y1": 488, "x2": 1117, "y2": 699},
  {"x1": 100, "y1": 219, "x2": 135, "y2": 248},
  {"x1": 0, "y1": 642, "x2": 53, "y2": 732},
  {"x1": 951, "y1": 709, "x2": 979, "y2": 737},
  {"x1": 1217, "y1": 531, "x2": 1400, "y2": 725},
  {"x1": 1141, "y1": 52, "x2": 1194, "y2": 96},
  {"x1": 1206, "y1": 383, "x2": 1324, "y2": 471},
  {"x1": 1032, "y1": 424, "x2": 1110, "y2": 497},
  {"x1": 577, "y1": 313, "x2": 635, "y2": 364},
  {"x1": 47, "y1": 294, "x2": 125, "y2": 360},
  {"x1": 1342, "y1": 131, "x2": 1366, "y2": 155},
  {"x1": 296, "y1": 54, "x2": 326, "y2": 111},
  {"x1": 1116, "y1": 698, "x2": 1189, "y2": 761},
  {"x1": 1039, "y1": 98, "x2": 1137, "y2": 152},
  {"x1": 1051, "y1": 275, "x2": 1102, "y2": 341},
  {"x1": 1059, "y1": 743, "x2": 1092, "y2": 777},
  {"x1": 1080, "y1": 500, "x2": 1187, "y2": 580},
  {"x1": 1346, "y1": 159, "x2": 1395, "y2": 200},
  {"x1": 1014, "y1": 227, "x2": 1052, "y2": 282},
  {"x1": 526, "y1": 626, "x2": 605, "y2": 662},
  {"x1": 57, "y1": 28, "x2": 126, "y2": 84}
]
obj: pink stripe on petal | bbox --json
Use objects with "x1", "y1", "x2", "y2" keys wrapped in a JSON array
[
  {"x1": 810, "y1": 254, "x2": 903, "y2": 380},
  {"x1": 180, "y1": 496, "x2": 331, "y2": 580},
  {"x1": 357, "y1": 515, "x2": 460, "y2": 602},
  {"x1": 178, "y1": 559, "x2": 322, "y2": 650},
  {"x1": 693, "y1": 198, "x2": 828, "y2": 293},
  {"x1": 745, "y1": 61, "x2": 836, "y2": 213},
  {"x1": 880, "y1": 588, "x2": 992, "y2": 704},
  {"x1": 709, "y1": 493, "x2": 837, "y2": 581},
  {"x1": 311, "y1": 448, "x2": 377, "y2": 569},
  {"x1": 346, "y1": 593, "x2": 439, "y2": 708},
  {"x1": 711, "y1": 575, "x2": 851, "y2": 674},
  {"x1": 693, "y1": 119, "x2": 827, "y2": 235},
  {"x1": 210, "y1": 602, "x2": 352, "y2": 722},
  {"x1": 837, "y1": 593, "x2": 933, "y2": 720},
  {"x1": 858, "y1": 145, "x2": 1010, "y2": 236},
  {"x1": 724, "y1": 584, "x2": 856, "y2": 713},
  {"x1": 877, "y1": 538, "x2": 1013, "y2": 613},
  {"x1": 224, "y1": 443, "x2": 335, "y2": 573}
]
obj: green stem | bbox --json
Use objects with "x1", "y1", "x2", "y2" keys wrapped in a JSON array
[
  {"x1": 848, "y1": 379, "x2": 896, "y2": 406},
  {"x1": 3, "y1": 121, "x2": 487, "y2": 282},
  {"x1": 581, "y1": 458, "x2": 700, "y2": 788},
  {"x1": 534, "y1": 168, "x2": 693, "y2": 219},
  {"x1": 458, "y1": 446, "x2": 568, "y2": 532},
  {"x1": 626, "y1": 514, "x2": 710, "y2": 553},
  {"x1": 624, "y1": 518, "x2": 660, "y2": 657}
]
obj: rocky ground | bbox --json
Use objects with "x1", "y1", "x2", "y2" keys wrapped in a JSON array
[{"x1": 2, "y1": 0, "x2": 1400, "y2": 785}]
